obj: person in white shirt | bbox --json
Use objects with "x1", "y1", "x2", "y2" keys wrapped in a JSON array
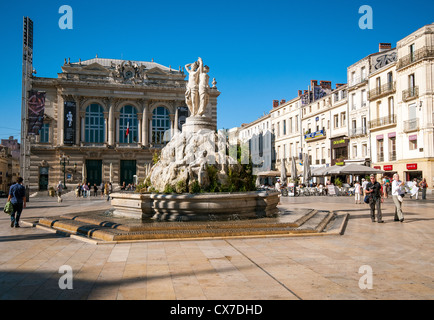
[
  {"x1": 354, "y1": 181, "x2": 362, "y2": 204},
  {"x1": 361, "y1": 178, "x2": 368, "y2": 196},
  {"x1": 391, "y1": 173, "x2": 405, "y2": 222}
]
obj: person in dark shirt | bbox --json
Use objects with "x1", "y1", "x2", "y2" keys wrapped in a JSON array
[
  {"x1": 7, "y1": 177, "x2": 27, "y2": 228},
  {"x1": 365, "y1": 174, "x2": 384, "y2": 223}
]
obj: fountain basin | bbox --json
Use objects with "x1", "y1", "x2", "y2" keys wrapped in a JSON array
[{"x1": 110, "y1": 191, "x2": 280, "y2": 221}]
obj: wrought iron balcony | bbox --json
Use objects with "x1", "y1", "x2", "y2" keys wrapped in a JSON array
[
  {"x1": 402, "y1": 86, "x2": 419, "y2": 102},
  {"x1": 397, "y1": 46, "x2": 434, "y2": 70},
  {"x1": 369, "y1": 114, "x2": 397, "y2": 129},
  {"x1": 389, "y1": 151, "x2": 396, "y2": 161},
  {"x1": 403, "y1": 118, "x2": 419, "y2": 133},
  {"x1": 368, "y1": 82, "x2": 395, "y2": 100},
  {"x1": 349, "y1": 127, "x2": 368, "y2": 137}
]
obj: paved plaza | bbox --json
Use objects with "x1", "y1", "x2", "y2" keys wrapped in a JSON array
[{"x1": 0, "y1": 191, "x2": 433, "y2": 300}]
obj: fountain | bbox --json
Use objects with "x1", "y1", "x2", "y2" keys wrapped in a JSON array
[{"x1": 110, "y1": 57, "x2": 280, "y2": 221}]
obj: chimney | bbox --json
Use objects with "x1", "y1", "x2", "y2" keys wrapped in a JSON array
[
  {"x1": 379, "y1": 43, "x2": 392, "y2": 52},
  {"x1": 319, "y1": 81, "x2": 332, "y2": 90},
  {"x1": 273, "y1": 100, "x2": 279, "y2": 108},
  {"x1": 310, "y1": 80, "x2": 318, "y2": 88},
  {"x1": 298, "y1": 90, "x2": 303, "y2": 97},
  {"x1": 280, "y1": 99, "x2": 286, "y2": 105},
  {"x1": 303, "y1": 90, "x2": 308, "y2": 95},
  {"x1": 336, "y1": 83, "x2": 345, "y2": 89}
]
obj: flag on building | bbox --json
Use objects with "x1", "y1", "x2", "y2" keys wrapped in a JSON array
[{"x1": 125, "y1": 121, "x2": 130, "y2": 138}]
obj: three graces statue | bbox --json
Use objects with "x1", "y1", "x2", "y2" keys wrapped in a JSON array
[{"x1": 185, "y1": 57, "x2": 210, "y2": 117}]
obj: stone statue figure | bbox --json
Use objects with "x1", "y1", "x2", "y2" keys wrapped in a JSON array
[
  {"x1": 188, "y1": 150, "x2": 209, "y2": 187},
  {"x1": 185, "y1": 60, "x2": 200, "y2": 116},
  {"x1": 185, "y1": 57, "x2": 210, "y2": 117}
]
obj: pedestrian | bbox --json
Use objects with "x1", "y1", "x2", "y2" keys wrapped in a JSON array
[
  {"x1": 7, "y1": 177, "x2": 26, "y2": 228},
  {"x1": 391, "y1": 173, "x2": 405, "y2": 222},
  {"x1": 82, "y1": 183, "x2": 89, "y2": 198},
  {"x1": 100, "y1": 182, "x2": 105, "y2": 198},
  {"x1": 106, "y1": 182, "x2": 112, "y2": 201},
  {"x1": 93, "y1": 184, "x2": 98, "y2": 197},
  {"x1": 365, "y1": 174, "x2": 384, "y2": 223},
  {"x1": 75, "y1": 183, "x2": 80, "y2": 197},
  {"x1": 354, "y1": 180, "x2": 362, "y2": 204},
  {"x1": 419, "y1": 178, "x2": 428, "y2": 200},
  {"x1": 56, "y1": 181, "x2": 63, "y2": 203},
  {"x1": 275, "y1": 179, "x2": 281, "y2": 192},
  {"x1": 410, "y1": 178, "x2": 419, "y2": 200},
  {"x1": 361, "y1": 178, "x2": 368, "y2": 197}
]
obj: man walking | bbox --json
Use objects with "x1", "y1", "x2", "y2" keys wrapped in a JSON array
[
  {"x1": 7, "y1": 177, "x2": 26, "y2": 228},
  {"x1": 391, "y1": 173, "x2": 405, "y2": 222},
  {"x1": 365, "y1": 174, "x2": 384, "y2": 223}
]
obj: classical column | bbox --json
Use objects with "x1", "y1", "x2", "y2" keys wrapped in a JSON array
[
  {"x1": 58, "y1": 94, "x2": 65, "y2": 146},
  {"x1": 137, "y1": 113, "x2": 142, "y2": 144},
  {"x1": 103, "y1": 112, "x2": 108, "y2": 144},
  {"x1": 108, "y1": 99, "x2": 114, "y2": 146},
  {"x1": 115, "y1": 114, "x2": 120, "y2": 143},
  {"x1": 80, "y1": 112, "x2": 85, "y2": 143},
  {"x1": 149, "y1": 116, "x2": 153, "y2": 145},
  {"x1": 73, "y1": 95, "x2": 81, "y2": 146},
  {"x1": 174, "y1": 107, "x2": 179, "y2": 132},
  {"x1": 142, "y1": 105, "x2": 148, "y2": 147}
]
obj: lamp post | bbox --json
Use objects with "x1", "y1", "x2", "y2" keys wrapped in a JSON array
[{"x1": 59, "y1": 154, "x2": 70, "y2": 189}]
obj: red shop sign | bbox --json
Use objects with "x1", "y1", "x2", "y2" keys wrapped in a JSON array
[
  {"x1": 373, "y1": 166, "x2": 381, "y2": 170},
  {"x1": 384, "y1": 165, "x2": 393, "y2": 171},
  {"x1": 406, "y1": 163, "x2": 417, "y2": 170}
]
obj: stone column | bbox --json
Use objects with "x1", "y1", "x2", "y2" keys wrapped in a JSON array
[
  {"x1": 80, "y1": 112, "x2": 85, "y2": 143},
  {"x1": 58, "y1": 94, "x2": 65, "y2": 146},
  {"x1": 115, "y1": 113, "x2": 120, "y2": 143},
  {"x1": 137, "y1": 113, "x2": 142, "y2": 144},
  {"x1": 108, "y1": 99, "x2": 114, "y2": 146},
  {"x1": 103, "y1": 112, "x2": 109, "y2": 144},
  {"x1": 174, "y1": 107, "x2": 179, "y2": 134},
  {"x1": 73, "y1": 95, "x2": 81, "y2": 146}
]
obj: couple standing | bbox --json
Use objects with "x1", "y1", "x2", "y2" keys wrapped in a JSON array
[
  {"x1": 365, "y1": 173, "x2": 405, "y2": 223},
  {"x1": 185, "y1": 57, "x2": 210, "y2": 117}
]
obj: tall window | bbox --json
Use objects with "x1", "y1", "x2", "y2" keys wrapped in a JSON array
[
  {"x1": 85, "y1": 104, "x2": 105, "y2": 143},
  {"x1": 119, "y1": 105, "x2": 138, "y2": 143},
  {"x1": 39, "y1": 123, "x2": 50, "y2": 143},
  {"x1": 152, "y1": 106, "x2": 170, "y2": 145}
]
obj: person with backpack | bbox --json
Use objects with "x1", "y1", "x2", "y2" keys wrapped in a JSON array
[
  {"x1": 7, "y1": 177, "x2": 26, "y2": 228},
  {"x1": 365, "y1": 174, "x2": 384, "y2": 223}
]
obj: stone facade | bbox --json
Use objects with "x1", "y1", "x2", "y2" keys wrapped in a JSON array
[{"x1": 28, "y1": 58, "x2": 220, "y2": 192}]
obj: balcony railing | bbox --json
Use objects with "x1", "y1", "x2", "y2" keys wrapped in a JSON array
[
  {"x1": 402, "y1": 86, "x2": 419, "y2": 102},
  {"x1": 403, "y1": 118, "x2": 419, "y2": 133},
  {"x1": 349, "y1": 127, "x2": 368, "y2": 137},
  {"x1": 349, "y1": 76, "x2": 368, "y2": 87},
  {"x1": 368, "y1": 82, "x2": 396, "y2": 100},
  {"x1": 397, "y1": 46, "x2": 434, "y2": 70},
  {"x1": 369, "y1": 114, "x2": 397, "y2": 129},
  {"x1": 389, "y1": 151, "x2": 396, "y2": 161}
]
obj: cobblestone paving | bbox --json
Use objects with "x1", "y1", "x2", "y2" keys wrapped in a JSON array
[{"x1": 0, "y1": 192, "x2": 433, "y2": 300}]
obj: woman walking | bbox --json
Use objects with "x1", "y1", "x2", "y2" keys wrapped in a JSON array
[
  {"x1": 391, "y1": 173, "x2": 405, "y2": 222},
  {"x1": 354, "y1": 180, "x2": 362, "y2": 204},
  {"x1": 419, "y1": 178, "x2": 428, "y2": 200}
]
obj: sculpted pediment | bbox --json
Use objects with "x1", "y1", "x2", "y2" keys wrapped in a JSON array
[
  {"x1": 82, "y1": 63, "x2": 109, "y2": 72},
  {"x1": 145, "y1": 67, "x2": 168, "y2": 75}
]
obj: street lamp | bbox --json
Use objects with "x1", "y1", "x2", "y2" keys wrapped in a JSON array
[{"x1": 59, "y1": 153, "x2": 70, "y2": 189}]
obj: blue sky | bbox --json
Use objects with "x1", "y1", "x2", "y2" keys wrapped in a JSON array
[{"x1": 0, "y1": 0, "x2": 433, "y2": 141}]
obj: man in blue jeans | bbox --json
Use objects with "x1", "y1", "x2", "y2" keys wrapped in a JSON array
[{"x1": 7, "y1": 177, "x2": 26, "y2": 228}]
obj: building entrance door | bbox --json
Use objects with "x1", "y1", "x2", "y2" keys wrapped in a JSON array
[
  {"x1": 120, "y1": 160, "x2": 136, "y2": 185},
  {"x1": 39, "y1": 167, "x2": 49, "y2": 191},
  {"x1": 86, "y1": 160, "x2": 102, "y2": 186}
]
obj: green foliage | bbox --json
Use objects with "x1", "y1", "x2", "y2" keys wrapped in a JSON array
[
  {"x1": 189, "y1": 180, "x2": 202, "y2": 194},
  {"x1": 175, "y1": 180, "x2": 187, "y2": 194},
  {"x1": 334, "y1": 177, "x2": 343, "y2": 187},
  {"x1": 152, "y1": 150, "x2": 161, "y2": 165},
  {"x1": 164, "y1": 184, "x2": 175, "y2": 194}
]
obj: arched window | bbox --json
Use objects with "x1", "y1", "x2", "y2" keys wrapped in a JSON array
[
  {"x1": 152, "y1": 106, "x2": 170, "y2": 145},
  {"x1": 85, "y1": 104, "x2": 105, "y2": 143},
  {"x1": 119, "y1": 105, "x2": 138, "y2": 143}
]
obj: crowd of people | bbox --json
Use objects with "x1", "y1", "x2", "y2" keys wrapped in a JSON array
[{"x1": 74, "y1": 182, "x2": 113, "y2": 201}]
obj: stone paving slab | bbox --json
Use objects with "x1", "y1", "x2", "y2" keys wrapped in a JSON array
[{"x1": 0, "y1": 194, "x2": 433, "y2": 300}]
